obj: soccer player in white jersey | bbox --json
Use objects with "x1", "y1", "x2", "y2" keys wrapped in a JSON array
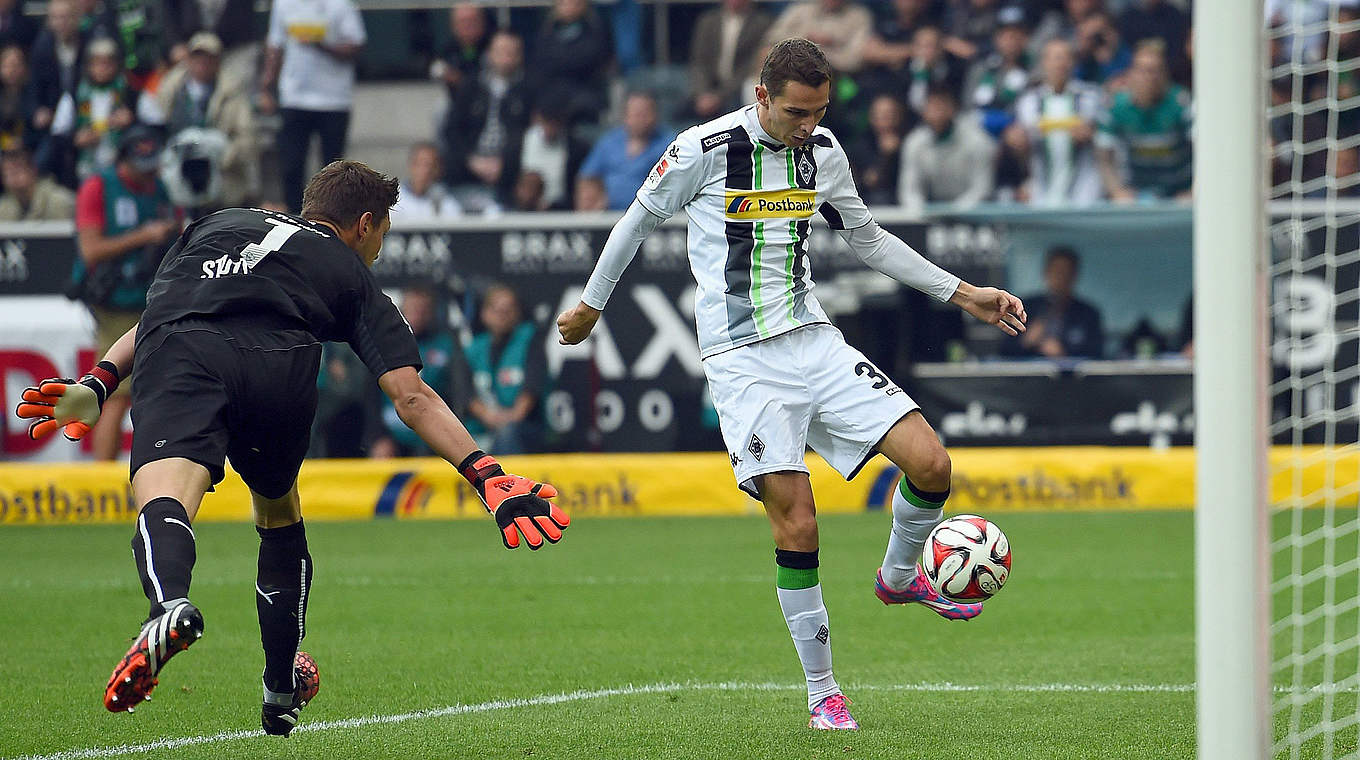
[{"x1": 557, "y1": 38, "x2": 1027, "y2": 730}]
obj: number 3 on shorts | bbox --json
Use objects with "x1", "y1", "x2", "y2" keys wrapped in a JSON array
[{"x1": 854, "y1": 361, "x2": 889, "y2": 390}]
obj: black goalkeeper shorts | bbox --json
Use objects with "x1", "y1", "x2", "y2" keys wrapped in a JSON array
[{"x1": 130, "y1": 320, "x2": 322, "y2": 499}]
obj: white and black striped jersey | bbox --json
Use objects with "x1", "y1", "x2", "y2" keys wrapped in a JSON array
[{"x1": 636, "y1": 105, "x2": 873, "y2": 358}]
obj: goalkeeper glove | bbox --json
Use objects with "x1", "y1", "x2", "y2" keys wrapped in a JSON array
[
  {"x1": 458, "y1": 450, "x2": 569, "y2": 550},
  {"x1": 14, "y1": 361, "x2": 121, "y2": 441}
]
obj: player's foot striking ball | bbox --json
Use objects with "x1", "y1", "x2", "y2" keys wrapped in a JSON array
[
  {"x1": 874, "y1": 567, "x2": 983, "y2": 620},
  {"x1": 104, "y1": 601, "x2": 204, "y2": 712},
  {"x1": 262, "y1": 651, "x2": 320, "y2": 737}
]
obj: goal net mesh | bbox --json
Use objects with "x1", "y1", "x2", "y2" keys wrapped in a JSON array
[{"x1": 1269, "y1": 3, "x2": 1360, "y2": 758}]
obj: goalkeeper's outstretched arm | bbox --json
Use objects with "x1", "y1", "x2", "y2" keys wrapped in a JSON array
[
  {"x1": 557, "y1": 200, "x2": 664, "y2": 344},
  {"x1": 377, "y1": 366, "x2": 569, "y2": 550}
]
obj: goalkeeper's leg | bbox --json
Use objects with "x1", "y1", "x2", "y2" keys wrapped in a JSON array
[
  {"x1": 107, "y1": 458, "x2": 212, "y2": 712},
  {"x1": 253, "y1": 484, "x2": 315, "y2": 736}
]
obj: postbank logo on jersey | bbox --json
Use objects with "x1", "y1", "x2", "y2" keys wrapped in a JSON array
[{"x1": 723, "y1": 189, "x2": 817, "y2": 221}]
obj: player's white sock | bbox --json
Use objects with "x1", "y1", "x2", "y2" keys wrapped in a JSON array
[
  {"x1": 880, "y1": 476, "x2": 949, "y2": 590},
  {"x1": 776, "y1": 549, "x2": 839, "y2": 710}
]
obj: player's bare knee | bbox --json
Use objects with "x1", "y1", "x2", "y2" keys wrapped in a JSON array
[{"x1": 910, "y1": 447, "x2": 952, "y2": 493}]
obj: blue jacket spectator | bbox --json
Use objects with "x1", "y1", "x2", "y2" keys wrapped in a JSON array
[{"x1": 576, "y1": 91, "x2": 669, "y2": 210}]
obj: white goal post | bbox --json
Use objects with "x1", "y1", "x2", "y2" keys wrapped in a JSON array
[{"x1": 1194, "y1": 0, "x2": 1270, "y2": 758}]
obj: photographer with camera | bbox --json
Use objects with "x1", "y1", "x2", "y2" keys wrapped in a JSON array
[{"x1": 71, "y1": 125, "x2": 181, "y2": 460}]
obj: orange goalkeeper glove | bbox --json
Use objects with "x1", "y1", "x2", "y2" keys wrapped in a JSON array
[
  {"x1": 458, "y1": 450, "x2": 569, "y2": 550},
  {"x1": 14, "y1": 361, "x2": 120, "y2": 441}
]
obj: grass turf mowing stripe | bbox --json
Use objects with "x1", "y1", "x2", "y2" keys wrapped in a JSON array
[{"x1": 9, "y1": 681, "x2": 1215, "y2": 760}]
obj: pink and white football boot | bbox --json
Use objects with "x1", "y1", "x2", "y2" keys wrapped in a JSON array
[
  {"x1": 874, "y1": 567, "x2": 983, "y2": 621},
  {"x1": 808, "y1": 694, "x2": 859, "y2": 730}
]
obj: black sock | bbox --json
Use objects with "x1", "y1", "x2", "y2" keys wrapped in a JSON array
[
  {"x1": 256, "y1": 520, "x2": 313, "y2": 695},
  {"x1": 131, "y1": 497, "x2": 197, "y2": 619}
]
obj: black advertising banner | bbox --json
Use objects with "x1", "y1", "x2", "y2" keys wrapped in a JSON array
[{"x1": 3, "y1": 207, "x2": 1351, "y2": 448}]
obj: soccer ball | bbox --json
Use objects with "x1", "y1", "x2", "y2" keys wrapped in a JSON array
[
  {"x1": 295, "y1": 651, "x2": 321, "y2": 704},
  {"x1": 921, "y1": 515, "x2": 1011, "y2": 602}
]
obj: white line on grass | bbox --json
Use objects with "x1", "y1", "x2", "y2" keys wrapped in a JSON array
[{"x1": 8, "y1": 679, "x2": 1339, "y2": 760}]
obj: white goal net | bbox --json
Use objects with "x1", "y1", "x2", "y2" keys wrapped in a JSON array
[{"x1": 1268, "y1": 2, "x2": 1360, "y2": 758}]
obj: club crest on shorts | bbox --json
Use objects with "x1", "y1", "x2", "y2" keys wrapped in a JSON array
[{"x1": 748, "y1": 434, "x2": 765, "y2": 461}]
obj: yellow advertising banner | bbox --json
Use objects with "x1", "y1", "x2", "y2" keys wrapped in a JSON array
[{"x1": 0, "y1": 447, "x2": 1352, "y2": 525}]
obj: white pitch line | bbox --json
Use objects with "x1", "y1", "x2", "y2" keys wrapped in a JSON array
[{"x1": 10, "y1": 679, "x2": 1335, "y2": 760}]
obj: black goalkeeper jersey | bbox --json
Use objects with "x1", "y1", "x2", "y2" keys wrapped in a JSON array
[{"x1": 138, "y1": 207, "x2": 422, "y2": 378}]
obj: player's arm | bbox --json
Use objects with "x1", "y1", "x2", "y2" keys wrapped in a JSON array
[
  {"x1": 13, "y1": 322, "x2": 134, "y2": 442},
  {"x1": 557, "y1": 200, "x2": 665, "y2": 344},
  {"x1": 377, "y1": 366, "x2": 568, "y2": 549},
  {"x1": 838, "y1": 222, "x2": 1027, "y2": 336},
  {"x1": 559, "y1": 131, "x2": 704, "y2": 344},
  {"x1": 822, "y1": 133, "x2": 1026, "y2": 335}
]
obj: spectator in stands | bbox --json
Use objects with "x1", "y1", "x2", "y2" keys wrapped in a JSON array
[
  {"x1": 964, "y1": 5, "x2": 1031, "y2": 136},
  {"x1": 50, "y1": 38, "x2": 135, "y2": 181},
  {"x1": 512, "y1": 171, "x2": 548, "y2": 211},
  {"x1": 1073, "y1": 11, "x2": 1130, "y2": 86},
  {"x1": 465, "y1": 284, "x2": 545, "y2": 455},
  {"x1": 0, "y1": 45, "x2": 41, "y2": 154},
  {"x1": 898, "y1": 84, "x2": 996, "y2": 211},
  {"x1": 441, "y1": 30, "x2": 530, "y2": 210},
  {"x1": 1013, "y1": 38, "x2": 1104, "y2": 205},
  {"x1": 993, "y1": 113, "x2": 1030, "y2": 202},
  {"x1": 370, "y1": 286, "x2": 471, "y2": 458},
  {"x1": 259, "y1": 0, "x2": 365, "y2": 211},
  {"x1": 574, "y1": 175, "x2": 607, "y2": 210},
  {"x1": 1005, "y1": 245, "x2": 1104, "y2": 359},
  {"x1": 859, "y1": 0, "x2": 938, "y2": 97},
  {"x1": 764, "y1": 0, "x2": 874, "y2": 74},
  {"x1": 0, "y1": 0, "x2": 38, "y2": 51},
  {"x1": 518, "y1": 95, "x2": 588, "y2": 211},
  {"x1": 1030, "y1": 0, "x2": 1103, "y2": 59},
  {"x1": 1118, "y1": 0, "x2": 1188, "y2": 82},
  {"x1": 389, "y1": 141, "x2": 462, "y2": 222},
  {"x1": 850, "y1": 94, "x2": 908, "y2": 206},
  {"x1": 431, "y1": 3, "x2": 491, "y2": 96},
  {"x1": 941, "y1": 0, "x2": 1002, "y2": 61},
  {"x1": 530, "y1": 0, "x2": 612, "y2": 126},
  {"x1": 688, "y1": 0, "x2": 771, "y2": 121},
  {"x1": 1096, "y1": 42, "x2": 1192, "y2": 202},
  {"x1": 0, "y1": 148, "x2": 75, "y2": 220},
  {"x1": 902, "y1": 25, "x2": 967, "y2": 115},
  {"x1": 30, "y1": 0, "x2": 86, "y2": 115},
  {"x1": 72, "y1": 126, "x2": 180, "y2": 460},
  {"x1": 1336, "y1": 147, "x2": 1360, "y2": 199},
  {"x1": 106, "y1": 0, "x2": 173, "y2": 90},
  {"x1": 577, "y1": 90, "x2": 669, "y2": 210},
  {"x1": 144, "y1": 32, "x2": 259, "y2": 207}
]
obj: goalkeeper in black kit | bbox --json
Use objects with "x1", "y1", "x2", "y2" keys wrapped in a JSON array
[{"x1": 14, "y1": 161, "x2": 569, "y2": 736}]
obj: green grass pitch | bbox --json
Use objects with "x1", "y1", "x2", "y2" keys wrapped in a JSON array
[{"x1": 1, "y1": 511, "x2": 1200, "y2": 759}]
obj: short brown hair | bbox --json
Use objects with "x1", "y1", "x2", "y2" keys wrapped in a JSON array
[
  {"x1": 301, "y1": 160, "x2": 400, "y2": 229},
  {"x1": 759, "y1": 38, "x2": 833, "y2": 97}
]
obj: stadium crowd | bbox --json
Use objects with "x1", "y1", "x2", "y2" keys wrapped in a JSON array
[{"x1": 0, "y1": 0, "x2": 1353, "y2": 458}]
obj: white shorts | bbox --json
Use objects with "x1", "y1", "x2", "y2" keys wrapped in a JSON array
[{"x1": 702, "y1": 323, "x2": 920, "y2": 498}]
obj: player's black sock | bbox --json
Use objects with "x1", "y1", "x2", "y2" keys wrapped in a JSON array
[
  {"x1": 256, "y1": 519, "x2": 313, "y2": 696},
  {"x1": 131, "y1": 497, "x2": 197, "y2": 620}
]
